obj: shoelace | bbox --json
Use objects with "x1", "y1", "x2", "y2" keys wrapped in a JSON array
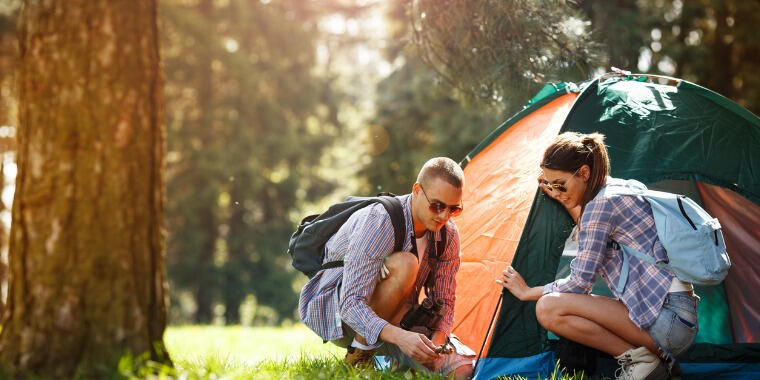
[{"x1": 615, "y1": 355, "x2": 634, "y2": 380}]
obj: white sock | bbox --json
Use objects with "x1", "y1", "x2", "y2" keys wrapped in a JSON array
[{"x1": 351, "y1": 338, "x2": 381, "y2": 350}]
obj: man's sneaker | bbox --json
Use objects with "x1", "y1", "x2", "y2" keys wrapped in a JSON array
[
  {"x1": 614, "y1": 347, "x2": 669, "y2": 380},
  {"x1": 345, "y1": 346, "x2": 375, "y2": 366}
]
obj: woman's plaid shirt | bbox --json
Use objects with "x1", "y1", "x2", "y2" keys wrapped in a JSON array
[
  {"x1": 298, "y1": 194, "x2": 460, "y2": 345},
  {"x1": 543, "y1": 177, "x2": 674, "y2": 328}
]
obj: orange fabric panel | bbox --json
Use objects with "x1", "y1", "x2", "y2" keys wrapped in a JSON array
[
  {"x1": 697, "y1": 182, "x2": 760, "y2": 343},
  {"x1": 451, "y1": 94, "x2": 577, "y2": 354}
]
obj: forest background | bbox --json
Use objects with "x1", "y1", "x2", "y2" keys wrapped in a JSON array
[{"x1": 0, "y1": 0, "x2": 757, "y2": 330}]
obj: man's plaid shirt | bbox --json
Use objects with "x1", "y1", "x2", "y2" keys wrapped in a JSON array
[
  {"x1": 543, "y1": 177, "x2": 674, "y2": 328},
  {"x1": 298, "y1": 194, "x2": 460, "y2": 345}
]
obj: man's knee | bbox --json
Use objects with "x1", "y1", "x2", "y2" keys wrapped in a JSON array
[
  {"x1": 535, "y1": 293, "x2": 561, "y2": 330},
  {"x1": 384, "y1": 251, "x2": 418, "y2": 284}
]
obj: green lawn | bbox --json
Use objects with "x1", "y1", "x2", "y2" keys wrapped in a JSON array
[
  {"x1": 153, "y1": 325, "x2": 570, "y2": 379},
  {"x1": 157, "y1": 324, "x2": 451, "y2": 379},
  {"x1": 165, "y1": 324, "x2": 344, "y2": 365}
]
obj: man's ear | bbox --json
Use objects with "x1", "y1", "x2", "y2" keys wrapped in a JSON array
[{"x1": 412, "y1": 182, "x2": 420, "y2": 195}]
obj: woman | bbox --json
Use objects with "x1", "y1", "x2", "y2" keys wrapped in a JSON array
[{"x1": 500, "y1": 132, "x2": 698, "y2": 380}]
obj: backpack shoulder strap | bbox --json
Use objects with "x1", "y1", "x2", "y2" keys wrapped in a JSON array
[
  {"x1": 320, "y1": 195, "x2": 406, "y2": 271},
  {"x1": 422, "y1": 223, "x2": 449, "y2": 295},
  {"x1": 376, "y1": 195, "x2": 406, "y2": 253},
  {"x1": 612, "y1": 240, "x2": 665, "y2": 293},
  {"x1": 436, "y1": 224, "x2": 447, "y2": 258}
]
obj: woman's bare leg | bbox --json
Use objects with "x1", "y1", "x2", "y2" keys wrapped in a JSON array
[{"x1": 536, "y1": 292, "x2": 659, "y2": 356}]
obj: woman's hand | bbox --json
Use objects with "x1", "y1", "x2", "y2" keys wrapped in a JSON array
[
  {"x1": 498, "y1": 266, "x2": 542, "y2": 301},
  {"x1": 538, "y1": 174, "x2": 581, "y2": 223}
]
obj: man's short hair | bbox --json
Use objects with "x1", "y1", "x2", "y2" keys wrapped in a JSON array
[{"x1": 417, "y1": 157, "x2": 464, "y2": 188}]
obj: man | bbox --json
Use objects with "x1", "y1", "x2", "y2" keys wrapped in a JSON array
[{"x1": 299, "y1": 157, "x2": 474, "y2": 378}]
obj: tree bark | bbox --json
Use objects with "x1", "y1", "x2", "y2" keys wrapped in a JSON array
[
  {"x1": 0, "y1": 159, "x2": 6, "y2": 317},
  {"x1": 0, "y1": 0, "x2": 169, "y2": 377}
]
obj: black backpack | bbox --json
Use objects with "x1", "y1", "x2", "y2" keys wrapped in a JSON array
[{"x1": 288, "y1": 193, "x2": 406, "y2": 278}]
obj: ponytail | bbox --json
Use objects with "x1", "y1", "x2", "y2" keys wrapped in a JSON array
[
  {"x1": 579, "y1": 133, "x2": 610, "y2": 206},
  {"x1": 541, "y1": 132, "x2": 610, "y2": 208}
]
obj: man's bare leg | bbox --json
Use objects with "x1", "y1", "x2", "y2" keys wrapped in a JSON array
[
  {"x1": 354, "y1": 251, "x2": 418, "y2": 346},
  {"x1": 379, "y1": 254, "x2": 473, "y2": 379}
]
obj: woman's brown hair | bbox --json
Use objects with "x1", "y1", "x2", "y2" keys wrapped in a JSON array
[{"x1": 541, "y1": 132, "x2": 610, "y2": 208}]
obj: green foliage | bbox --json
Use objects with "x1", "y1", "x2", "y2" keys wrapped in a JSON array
[
  {"x1": 410, "y1": 0, "x2": 760, "y2": 114},
  {"x1": 161, "y1": 0, "x2": 341, "y2": 324},
  {"x1": 596, "y1": 0, "x2": 760, "y2": 114},
  {"x1": 360, "y1": 59, "x2": 502, "y2": 194},
  {"x1": 360, "y1": 2, "x2": 503, "y2": 195},
  {"x1": 411, "y1": 0, "x2": 603, "y2": 110}
]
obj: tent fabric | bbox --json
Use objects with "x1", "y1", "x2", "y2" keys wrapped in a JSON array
[
  {"x1": 680, "y1": 342, "x2": 760, "y2": 362},
  {"x1": 472, "y1": 352, "x2": 557, "y2": 380},
  {"x1": 697, "y1": 183, "x2": 760, "y2": 342},
  {"x1": 452, "y1": 92, "x2": 578, "y2": 353},
  {"x1": 462, "y1": 82, "x2": 579, "y2": 166},
  {"x1": 455, "y1": 74, "x2": 760, "y2": 378},
  {"x1": 678, "y1": 362, "x2": 760, "y2": 380},
  {"x1": 562, "y1": 78, "x2": 760, "y2": 204}
]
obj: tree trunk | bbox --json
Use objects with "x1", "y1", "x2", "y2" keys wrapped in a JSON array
[
  {"x1": 0, "y1": 0, "x2": 169, "y2": 377},
  {"x1": 0, "y1": 159, "x2": 6, "y2": 317}
]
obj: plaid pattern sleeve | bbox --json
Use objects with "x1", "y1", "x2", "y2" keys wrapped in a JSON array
[
  {"x1": 542, "y1": 178, "x2": 673, "y2": 328},
  {"x1": 298, "y1": 194, "x2": 416, "y2": 344},
  {"x1": 337, "y1": 209, "x2": 395, "y2": 346},
  {"x1": 543, "y1": 195, "x2": 615, "y2": 295},
  {"x1": 429, "y1": 223, "x2": 460, "y2": 334}
]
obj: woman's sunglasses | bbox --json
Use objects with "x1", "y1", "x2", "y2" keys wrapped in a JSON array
[
  {"x1": 539, "y1": 180, "x2": 569, "y2": 193},
  {"x1": 538, "y1": 167, "x2": 581, "y2": 193},
  {"x1": 419, "y1": 185, "x2": 463, "y2": 216}
]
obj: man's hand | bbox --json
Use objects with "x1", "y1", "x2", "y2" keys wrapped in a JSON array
[
  {"x1": 380, "y1": 325, "x2": 440, "y2": 364},
  {"x1": 430, "y1": 330, "x2": 447, "y2": 348},
  {"x1": 397, "y1": 330, "x2": 440, "y2": 364}
]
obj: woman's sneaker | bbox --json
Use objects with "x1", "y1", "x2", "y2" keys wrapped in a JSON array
[{"x1": 614, "y1": 347, "x2": 669, "y2": 380}]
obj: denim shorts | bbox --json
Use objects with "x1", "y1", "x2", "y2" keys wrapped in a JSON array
[{"x1": 646, "y1": 291, "x2": 699, "y2": 358}]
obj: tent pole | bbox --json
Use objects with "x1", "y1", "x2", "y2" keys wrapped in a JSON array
[{"x1": 474, "y1": 292, "x2": 503, "y2": 374}]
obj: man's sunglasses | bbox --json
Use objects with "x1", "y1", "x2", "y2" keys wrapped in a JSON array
[
  {"x1": 419, "y1": 185, "x2": 463, "y2": 216},
  {"x1": 538, "y1": 167, "x2": 581, "y2": 193}
]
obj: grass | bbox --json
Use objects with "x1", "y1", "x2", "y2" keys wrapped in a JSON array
[
  {"x1": 116, "y1": 324, "x2": 579, "y2": 379},
  {"x1": 164, "y1": 324, "x2": 344, "y2": 365},
  {"x1": 159, "y1": 324, "x2": 448, "y2": 379}
]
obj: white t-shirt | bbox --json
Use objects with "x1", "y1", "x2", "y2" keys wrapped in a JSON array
[{"x1": 416, "y1": 232, "x2": 428, "y2": 260}]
